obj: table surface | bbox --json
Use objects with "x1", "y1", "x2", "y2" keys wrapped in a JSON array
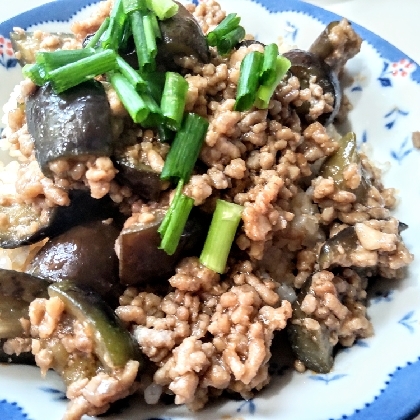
[{"x1": 0, "y1": 0, "x2": 419, "y2": 418}]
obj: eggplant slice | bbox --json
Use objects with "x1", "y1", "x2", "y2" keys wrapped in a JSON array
[
  {"x1": 118, "y1": 208, "x2": 209, "y2": 285},
  {"x1": 26, "y1": 80, "x2": 113, "y2": 177},
  {"x1": 0, "y1": 189, "x2": 117, "y2": 249},
  {"x1": 27, "y1": 220, "x2": 122, "y2": 305},
  {"x1": 283, "y1": 49, "x2": 341, "y2": 126}
]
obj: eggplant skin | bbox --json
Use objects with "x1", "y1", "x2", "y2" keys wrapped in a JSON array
[
  {"x1": 26, "y1": 80, "x2": 113, "y2": 177},
  {"x1": 287, "y1": 278, "x2": 334, "y2": 373},
  {"x1": 0, "y1": 189, "x2": 118, "y2": 249},
  {"x1": 283, "y1": 49, "x2": 341, "y2": 126},
  {"x1": 27, "y1": 220, "x2": 123, "y2": 306},
  {"x1": 118, "y1": 209, "x2": 209, "y2": 286}
]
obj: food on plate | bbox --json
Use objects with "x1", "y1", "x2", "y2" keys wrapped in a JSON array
[{"x1": 0, "y1": 0, "x2": 413, "y2": 418}]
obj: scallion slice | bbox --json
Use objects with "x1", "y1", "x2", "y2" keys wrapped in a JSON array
[
  {"x1": 101, "y1": 0, "x2": 127, "y2": 50},
  {"x1": 255, "y1": 55, "x2": 291, "y2": 109},
  {"x1": 217, "y1": 25, "x2": 245, "y2": 55},
  {"x1": 122, "y1": 0, "x2": 146, "y2": 14},
  {"x1": 130, "y1": 9, "x2": 155, "y2": 72},
  {"x1": 23, "y1": 63, "x2": 46, "y2": 86},
  {"x1": 109, "y1": 71, "x2": 151, "y2": 123},
  {"x1": 234, "y1": 50, "x2": 264, "y2": 111},
  {"x1": 199, "y1": 199, "x2": 243, "y2": 273},
  {"x1": 146, "y1": 0, "x2": 179, "y2": 20},
  {"x1": 160, "y1": 112, "x2": 209, "y2": 182},
  {"x1": 36, "y1": 48, "x2": 96, "y2": 73},
  {"x1": 116, "y1": 55, "x2": 146, "y2": 91},
  {"x1": 143, "y1": 11, "x2": 159, "y2": 58},
  {"x1": 160, "y1": 72, "x2": 189, "y2": 131},
  {"x1": 260, "y1": 43, "x2": 279, "y2": 85},
  {"x1": 158, "y1": 179, "x2": 184, "y2": 237},
  {"x1": 84, "y1": 17, "x2": 110, "y2": 49},
  {"x1": 48, "y1": 49, "x2": 118, "y2": 93},
  {"x1": 158, "y1": 180, "x2": 194, "y2": 255},
  {"x1": 207, "y1": 13, "x2": 241, "y2": 46}
]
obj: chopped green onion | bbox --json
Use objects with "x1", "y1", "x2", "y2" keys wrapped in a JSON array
[
  {"x1": 122, "y1": 0, "x2": 146, "y2": 14},
  {"x1": 23, "y1": 63, "x2": 46, "y2": 86},
  {"x1": 160, "y1": 112, "x2": 209, "y2": 182},
  {"x1": 207, "y1": 13, "x2": 241, "y2": 46},
  {"x1": 116, "y1": 55, "x2": 146, "y2": 91},
  {"x1": 146, "y1": 0, "x2": 179, "y2": 20},
  {"x1": 159, "y1": 194, "x2": 194, "y2": 255},
  {"x1": 137, "y1": 93, "x2": 163, "y2": 127},
  {"x1": 48, "y1": 49, "x2": 118, "y2": 93},
  {"x1": 143, "y1": 11, "x2": 158, "y2": 58},
  {"x1": 149, "y1": 12, "x2": 161, "y2": 39},
  {"x1": 143, "y1": 71, "x2": 166, "y2": 102},
  {"x1": 102, "y1": 0, "x2": 127, "y2": 50},
  {"x1": 260, "y1": 43, "x2": 279, "y2": 85},
  {"x1": 130, "y1": 10, "x2": 155, "y2": 72},
  {"x1": 158, "y1": 180, "x2": 194, "y2": 255},
  {"x1": 36, "y1": 48, "x2": 96, "y2": 73},
  {"x1": 109, "y1": 71, "x2": 151, "y2": 123},
  {"x1": 255, "y1": 55, "x2": 291, "y2": 109},
  {"x1": 218, "y1": 25, "x2": 246, "y2": 55},
  {"x1": 199, "y1": 199, "x2": 243, "y2": 273},
  {"x1": 84, "y1": 17, "x2": 110, "y2": 49},
  {"x1": 160, "y1": 72, "x2": 189, "y2": 131},
  {"x1": 234, "y1": 51, "x2": 264, "y2": 111},
  {"x1": 158, "y1": 179, "x2": 184, "y2": 236},
  {"x1": 157, "y1": 123, "x2": 175, "y2": 143}
]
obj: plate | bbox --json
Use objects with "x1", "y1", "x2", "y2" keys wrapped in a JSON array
[{"x1": 0, "y1": 1, "x2": 419, "y2": 420}]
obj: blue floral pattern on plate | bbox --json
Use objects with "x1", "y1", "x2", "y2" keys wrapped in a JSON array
[
  {"x1": 0, "y1": 1, "x2": 419, "y2": 420},
  {"x1": 0, "y1": 400, "x2": 30, "y2": 420}
]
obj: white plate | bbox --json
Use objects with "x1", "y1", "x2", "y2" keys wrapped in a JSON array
[{"x1": 0, "y1": 1, "x2": 419, "y2": 419}]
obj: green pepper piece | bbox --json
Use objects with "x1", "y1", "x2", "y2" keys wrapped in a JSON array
[{"x1": 48, "y1": 281, "x2": 140, "y2": 370}]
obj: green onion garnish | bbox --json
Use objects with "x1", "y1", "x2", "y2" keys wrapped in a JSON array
[
  {"x1": 149, "y1": 11, "x2": 161, "y2": 38},
  {"x1": 130, "y1": 9, "x2": 155, "y2": 72},
  {"x1": 160, "y1": 112, "x2": 209, "y2": 182},
  {"x1": 255, "y1": 55, "x2": 291, "y2": 109},
  {"x1": 48, "y1": 49, "x2": 118, "y2": 93},
  {"x1": 84, "y1": 17, "x2": 110, "y2": 49},
  {"x1": 207, "y1": 13, "x2": 241, "y2": 46},
  {"x1": 234, "y1": 50, "x2": 264, "y2": 111},
  {"x1": 199, "y1": 199, "x2": 243, "y2": 273},
  {"x1": 158, "y1": 179, "x2": 183, "y2": 237},
  {"x1": 217, "y1": 25, "x2": 245, "y2": 56},
  {"x1": 101, "y1": 0, "x2": 126, "y2": 50},
  {"x1": 109, "y1": 71, "x2": 151, "y2": 123},
  {"x1": 142, "y1": 71, "x2": 166, "y2": 102},
  {"x1": 158, "y1": 180, "x2": 194, "y2": 255},
  {"x1": 143, "y1": 11, "x2": 159, "y2": 58},
  {"x1": 260, "y1": 43, "x2": 279, "y2": 85},
  {"x1": 122, "y1": 0, "x2": 146, "y2": 14},
  {"x1": 116, "y1": 55, "x2": 146, "y2": 91},
  {"x1": 23, "y1": 63, "x2": 46, "y2": 86},
  {"x1": 36, "y1": 48, "x2": 96, "y2": 73},
  {"x1": 160, "y1": 72, "x2": 189, "y2": 131},
  {"x1": 146, "y1": 0, "x2": 179, "y2": 20}
]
